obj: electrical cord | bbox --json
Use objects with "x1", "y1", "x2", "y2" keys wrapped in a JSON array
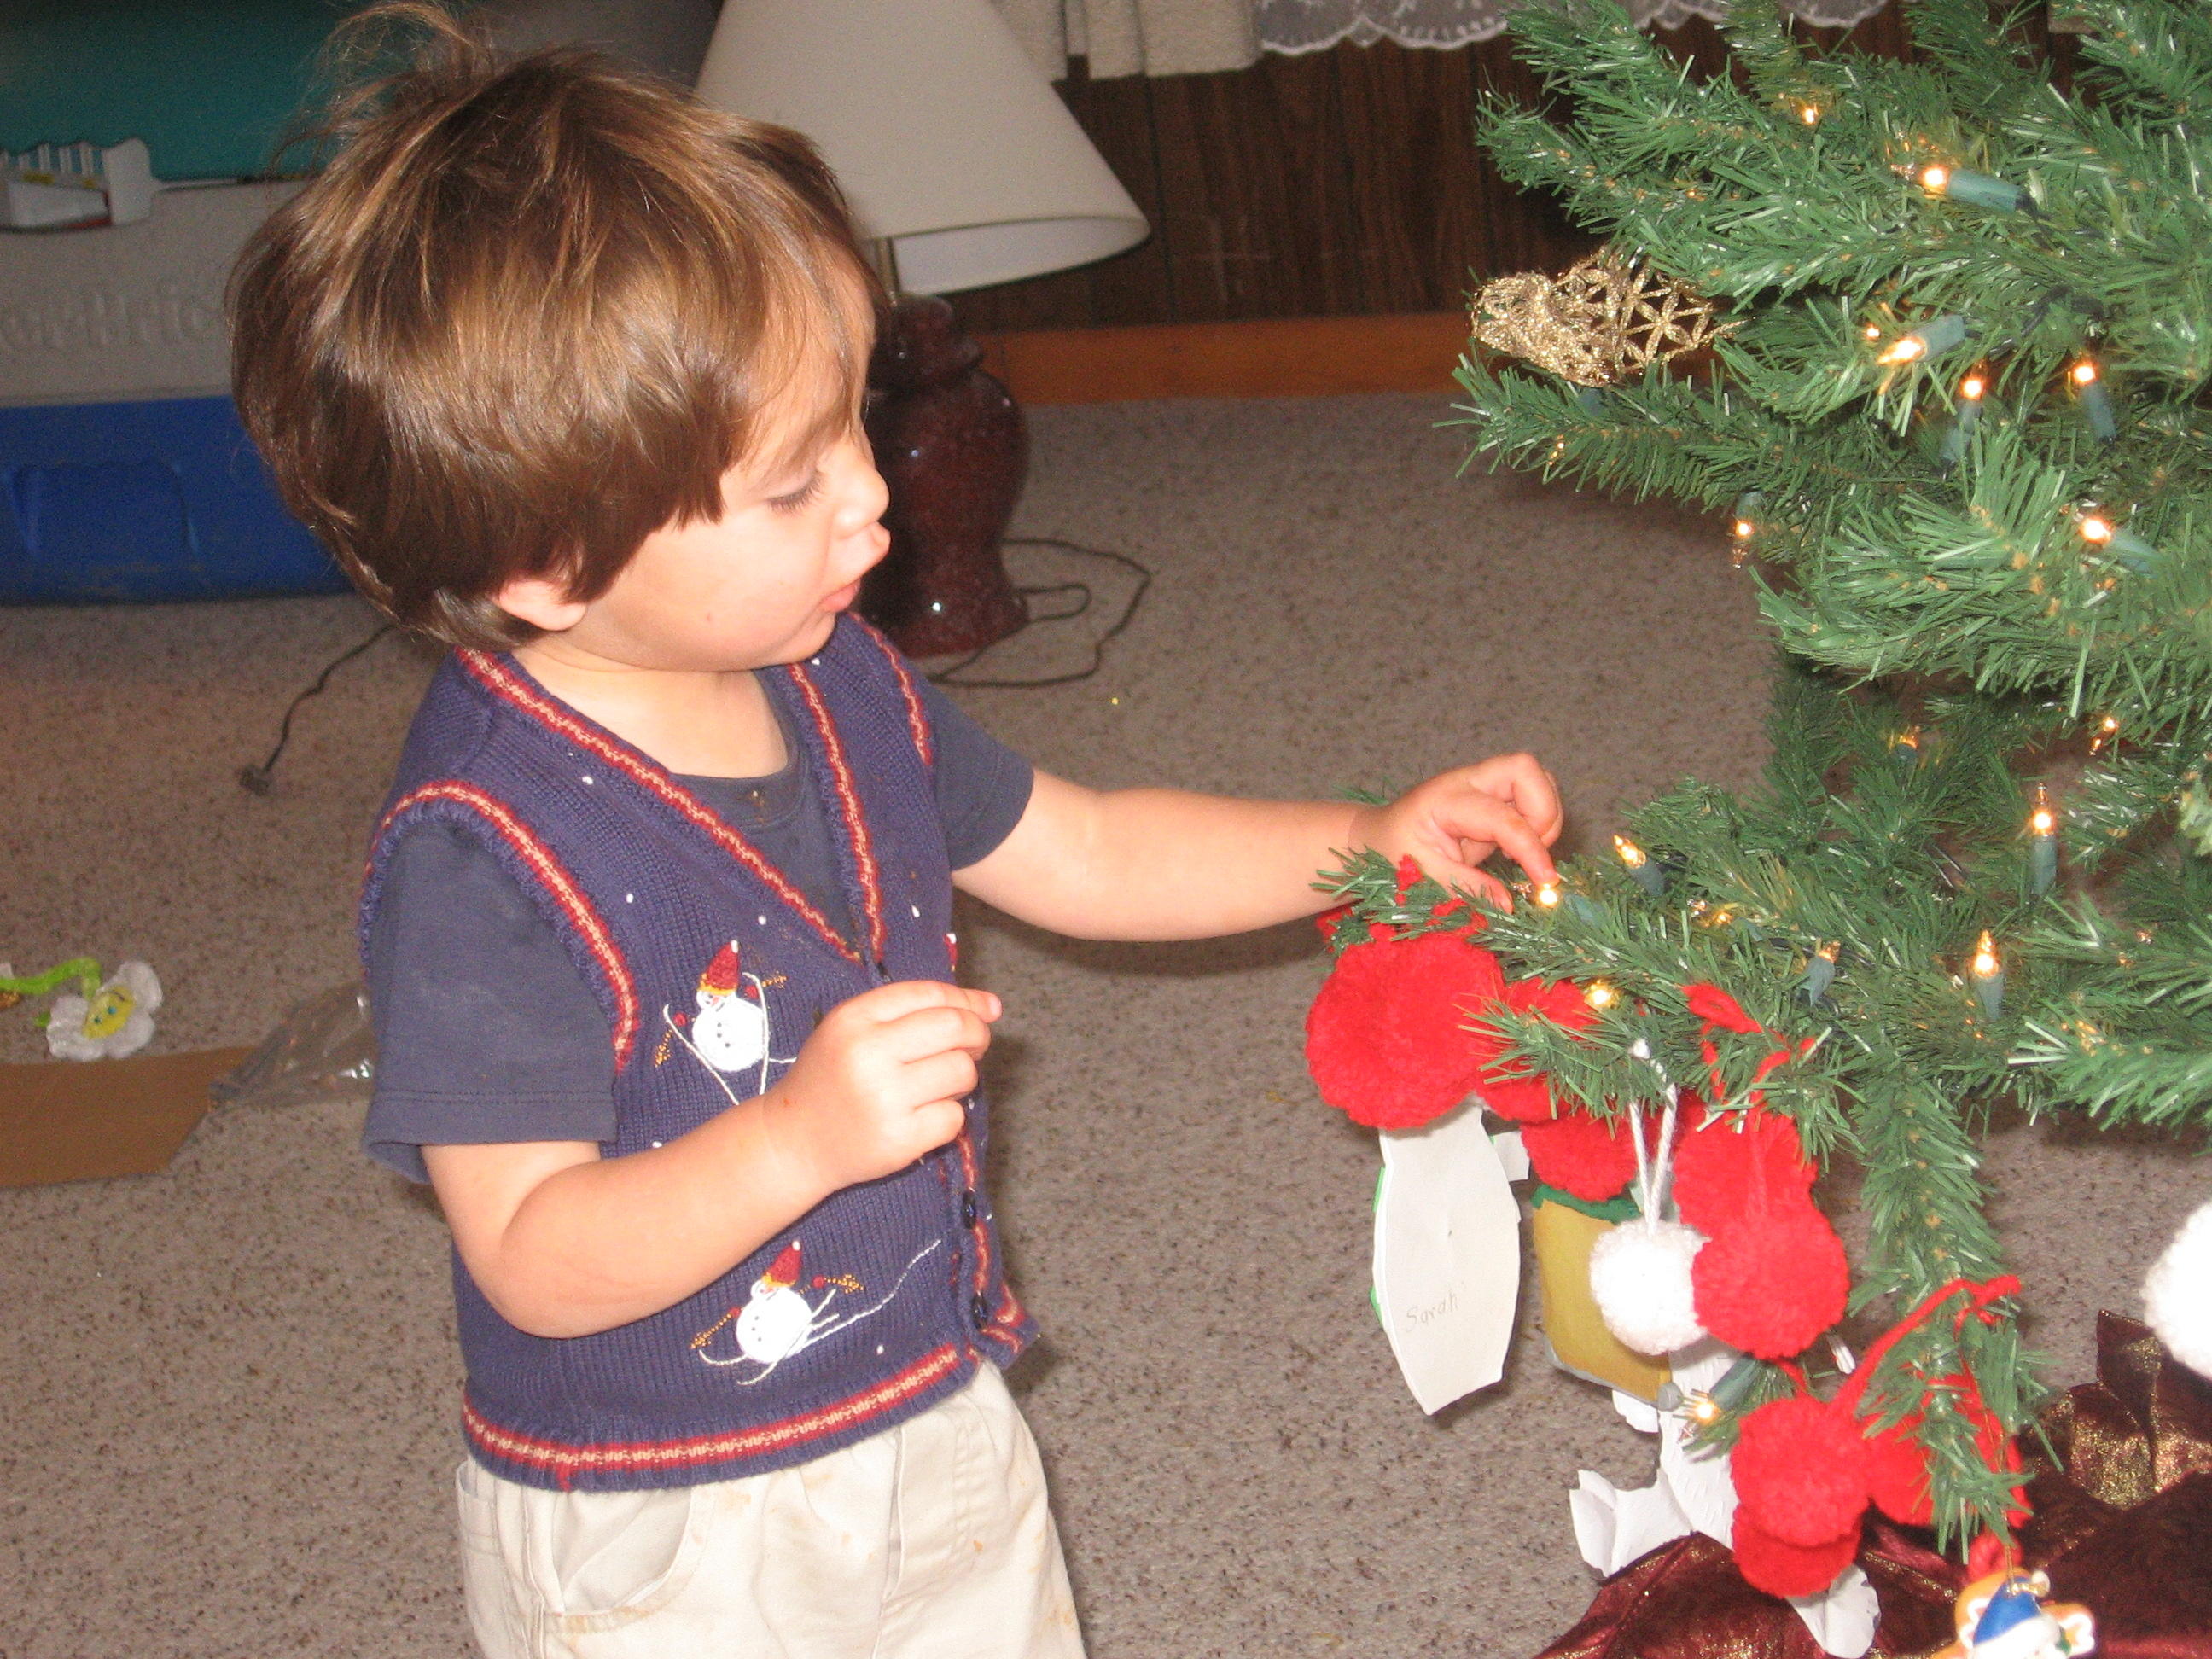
[
  {"x1": 236, "y1": 533, "x2": 1146, "y2": 791},
  {"x1": 237, "y1": 622, "x2": 396, "y2": 794},
  {"x1": 924, "y1": 535, "x2": 1151, "y2": 689}
]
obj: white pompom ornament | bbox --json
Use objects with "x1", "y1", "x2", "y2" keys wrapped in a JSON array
[
  {"x1": 1590, "y1": 1219, "x2": 1708, "y2": 1355},
  {"x1": 2145, "y1": 1197, "x2": 2212, "y2": 1379}
]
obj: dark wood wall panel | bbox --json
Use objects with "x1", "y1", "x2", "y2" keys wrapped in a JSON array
[
  {"x1": 1335, "y1": 41, "x2": 1469, "y2": 312},
  {"x1": 1147, "y1": 52, "x2": 1359, "y2": 320},
  {"x1": 1464, "y1": 36, "x2": 1592, "y2": 284},
  {"x1": 951, "y1": 14, "x2": 1942, "y2": 336},
  {"x1": 1064, "y1": 69, "x2": 1176, "y2": 325}
]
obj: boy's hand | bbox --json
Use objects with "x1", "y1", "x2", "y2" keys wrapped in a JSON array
[
  {"x1": 1352, "y1": 752, "x2": 1563, "y2": 908},
  {"x1": 760, "y1": 981, "x2": 999, "y2": 1196}
]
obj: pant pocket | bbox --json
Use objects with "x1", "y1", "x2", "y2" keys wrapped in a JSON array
[
  {"x1": 536, "y1": 1481, "x2": 709, "y2": 1627},
  {"x1": 457, "y1": 1458, "x2": 502, "y2": 1556}
]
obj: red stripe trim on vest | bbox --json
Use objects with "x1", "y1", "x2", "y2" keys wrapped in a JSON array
[
  {"x1": 457, "y1": 651, "x2": 859, "y2": 966},
  {"x1": 979, "y1": 1284, "x2": 1028, "y2": 1355},
  {"x1": 853, "y1": 617, "x2": 934, "y2": 769},
  {"x1": 462, "y1": 1343, "x2": 966, "y2": 1486},
  {"x1": 953, "y1": 1132, "x2": 998, "y2": 1307},
  {"x1": 787, "y1": 661, "x2": 888, "y2": 964},
  {"x1": 949, "y1": 1136, "x2": 1023, "y2": 1352},
  {"x1": 380, "y1": 781, "x2": 640, "y2": 1071}
]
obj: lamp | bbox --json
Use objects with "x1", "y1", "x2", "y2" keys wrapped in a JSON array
[{"x1": 697, "y1": 0, "x2": 1149, "y2": 655}]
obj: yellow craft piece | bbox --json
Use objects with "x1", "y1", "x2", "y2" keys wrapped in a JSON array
[
  {"x1": 80, "y1": 984, "x2": 136, "y2": 1040},
  {"x1": 1531, "y1": 1199, "x2": 1672, "y2": 1402}
]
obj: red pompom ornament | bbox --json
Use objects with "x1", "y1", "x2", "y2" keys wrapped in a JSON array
[
  {"x1": 1521, "y1": 1108, "x2": 1640, "y2": 1202},
  {"x1": 1691, "y1": 1202, "x2": 1849, "y2": 1358},
  {"x1": 1731, "y1": 1394, "x2": 1871, "y2": 1546},
  {"x1": 1862, "y1": 1416, "x2": 1934, "y2": 1526},
  {"x1": 1468, "y1": 976, "x2": 1596, "y2": 1121},
  {"x1": 1305, "y1": 933, "x2": 1507, "y2": 1129},
  {"x1": 1671, "y1": 1107, "x2": 1817, "y2": 1237},
  {"x1": 1730, "y1": 1513, "x2": 1860, "y2": 1599}
]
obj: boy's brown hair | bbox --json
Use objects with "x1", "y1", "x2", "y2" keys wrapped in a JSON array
[{"x1": 230, "y1": 3, "x2": 879, "y2": 650}]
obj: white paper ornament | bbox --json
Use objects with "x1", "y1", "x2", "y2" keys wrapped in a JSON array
[
  {"x1": 2145, "y1": 1196, "x2": 2212, "y2": 1378},
  {"x1": 1590, "y1": 1219, "x2": 1707, "y2": 1355},
  {"x1": 1371, "y1": 1111, "x2": 1524, "y2": 1413}
]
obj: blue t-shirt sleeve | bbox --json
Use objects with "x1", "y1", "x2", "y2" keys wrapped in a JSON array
[
  {"x1": 915, "y1": 675, "x2": 1033, "y2": 869},
  {"x1": 363, "y1": 824, "x2": 619, "y2": 1182}
]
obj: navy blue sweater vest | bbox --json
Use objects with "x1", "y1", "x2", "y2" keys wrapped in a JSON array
[{"x1": 360, "y1": 617, "x2": 1033, "y2": 1492}]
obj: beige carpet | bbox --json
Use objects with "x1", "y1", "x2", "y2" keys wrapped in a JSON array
[{"x1": 3, "y1": 393, "x2": 2203, "y2": 1658}]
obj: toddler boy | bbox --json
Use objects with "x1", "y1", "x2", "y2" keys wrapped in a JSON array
[{"x1": 231, "y1": 12, "x2": 1562, "y2": 1658}]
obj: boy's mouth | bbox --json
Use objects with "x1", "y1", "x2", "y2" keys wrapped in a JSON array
[{"x1": 824, "y1": 579, "x2": 862, "y2": 612}]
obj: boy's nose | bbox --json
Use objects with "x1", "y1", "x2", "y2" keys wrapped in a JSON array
[{"x1": 850, "y1": 457, "x2": 890, "y2": 529}]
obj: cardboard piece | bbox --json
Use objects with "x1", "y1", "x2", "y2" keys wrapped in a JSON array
[
  {"x1": 1530, "y1": 1198, "x2": 1673, "y2": 1402},
  {"x1": 0, "y1": 1047, "x2": 252, "y2": 1187}
]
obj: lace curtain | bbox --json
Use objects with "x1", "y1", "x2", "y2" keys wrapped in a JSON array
[
  {"x1": 992, "y1": 0, "x2": 1259, "y2": 79},
  {"x1": 1253, "y1": 0, "x2": 1891, "y2": 51},
  {"x1": 993, "y1": 0, "x2": 1889, "y2": 79}
]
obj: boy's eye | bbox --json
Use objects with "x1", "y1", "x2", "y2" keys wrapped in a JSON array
[{"x1": 769, "y1": 473, "x2": 824, "y2": 515}]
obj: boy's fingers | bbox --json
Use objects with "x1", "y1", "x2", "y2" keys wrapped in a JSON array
[
  {"x1": 850, "y1": 980, "x2": 1000, "y2": 1026},
  {"x1": 1465, "y1": 752, "x2": 1545, "y2": 796},
  {"x1": 1467, "y1": 754, "x2": 1564, "y2": 843},
  {"x1": 1398, "y1": 836, "x2": 1516, "y2": 909},
  {"x1": 901, "y1": 1050, "x2": 981, "y2": 1107},
  {"x1": 906, "y1": 1098, "x2": 968, "y2": 1155},
  {"x1": 1495, "y1": 766, "x2": 1563, "y2": 842},
  {"x1": 1522, "y1": 774, "x2": 1564, "y2": 844},
  {"x1": 1427, "y1": 793, "x2": 1556, "y2": 881},
  {"x1": 1464, "y1": 808, "x2": 1557, "y2": 886},
  {"x1": 882, "y1": 1005, "x2": 994, "y2": 1062},
  {"x1": 1461, "y1": 868, "x2": 1515, "y2": 910}
]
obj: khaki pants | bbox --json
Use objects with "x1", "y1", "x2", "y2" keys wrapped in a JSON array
[{"x1": 457, "y1": 1364, "x2": 1085, "y2": 1659}]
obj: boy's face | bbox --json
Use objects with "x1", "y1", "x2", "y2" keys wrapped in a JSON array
[{"x1": 508, "y1": 420, "x2": 892, "y2": 678}]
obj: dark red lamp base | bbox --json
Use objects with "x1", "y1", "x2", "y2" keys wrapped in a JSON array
[{"x1": 860, "y1": 295, "x2": 1028, "y2": 659}]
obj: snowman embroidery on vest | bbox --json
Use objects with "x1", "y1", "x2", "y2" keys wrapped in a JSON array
[
  {"x1": 662, "y1": 940, "x2": 793, "y2": 1097},
  {"x1": 689, "y1": 1236, "x2": 943, "y2": 1383}
]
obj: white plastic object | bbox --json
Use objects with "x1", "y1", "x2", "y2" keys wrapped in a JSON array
[{"x1": 2145, "y1": 1197, "x2": 2212, "y2": 1378}]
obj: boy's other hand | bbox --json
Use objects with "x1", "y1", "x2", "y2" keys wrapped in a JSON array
[
  {"x1": 762, "y1": 981, "x2": 999, "y2": 1196},
  {"x1": 1352, "y1": 753, "x2": 1563, "y2": 909}
]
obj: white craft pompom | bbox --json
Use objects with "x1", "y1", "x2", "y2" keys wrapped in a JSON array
[
  {"x1": 1590, "y1": 1219, "x2": 1707, "y2": 1356},
  {"x1": 2145, "y1": 1197, "x2": 2212, "y2": 1379}
]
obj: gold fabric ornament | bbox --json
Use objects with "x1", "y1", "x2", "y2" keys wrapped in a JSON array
[{"x1": 1473, "y1": 252, "x2": 1732, "y2": 387}]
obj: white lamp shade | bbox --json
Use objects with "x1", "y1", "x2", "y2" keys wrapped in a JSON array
[{"x1": 696, "y1": 0, "x2": 1149, "y2": 294}]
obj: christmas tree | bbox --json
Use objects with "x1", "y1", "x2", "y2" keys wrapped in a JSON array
[{"x1": 1308, "y1": 0, "x2": 2212, "y2": 1594}]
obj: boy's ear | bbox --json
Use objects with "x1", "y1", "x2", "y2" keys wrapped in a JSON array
[{"x1": 492, "y1": 572, "x2": 590, "y2": 635}]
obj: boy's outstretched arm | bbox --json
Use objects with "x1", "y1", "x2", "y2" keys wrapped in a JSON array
[{"x1": 955, "y1": 754, "x2": 1563, "y2": 941}]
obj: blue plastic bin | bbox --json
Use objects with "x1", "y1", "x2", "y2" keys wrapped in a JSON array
[{"x1": 0, "y1": 394, "x2": 346, "y2": 603}]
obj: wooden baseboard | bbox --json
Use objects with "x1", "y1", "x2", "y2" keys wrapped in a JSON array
[{"x1": 975, "y1": 311, "x2": 1471, "y2": 405}]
